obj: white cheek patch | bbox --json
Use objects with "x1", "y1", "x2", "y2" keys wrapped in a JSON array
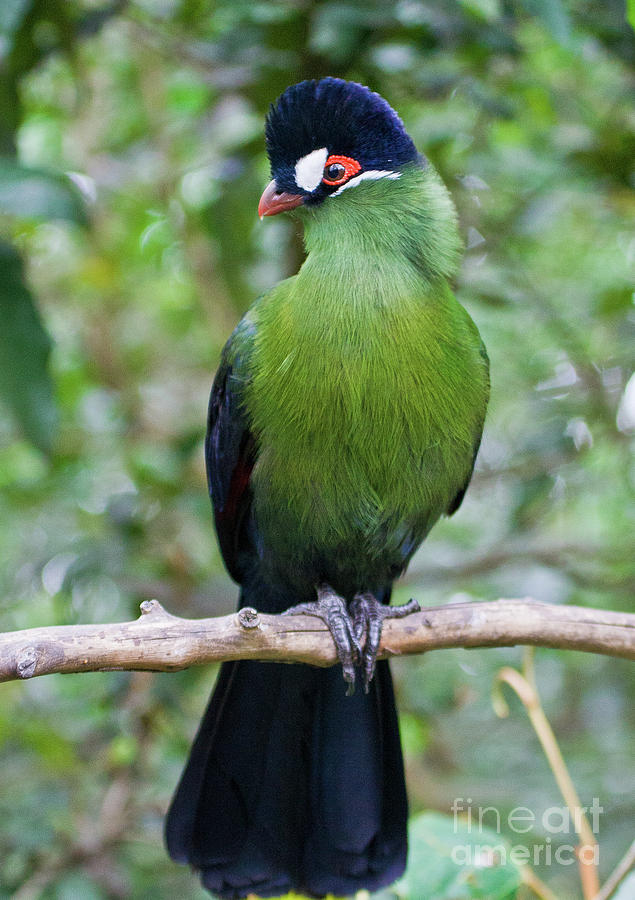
[
  {"x1": 331, "y1": 169, "x2": 401, "y2": 196},
  {"x1": 294, "y1": 147, "x2": 328, "y2": 192}
]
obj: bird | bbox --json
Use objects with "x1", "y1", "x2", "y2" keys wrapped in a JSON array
[{"x1": 165, "y1": 77, "x2": 489, "y2": 899}]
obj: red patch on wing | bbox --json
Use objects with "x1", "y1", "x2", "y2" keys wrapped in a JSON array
[{"x1": 218, "y1": 455, "x2": 254, "y2": 526}]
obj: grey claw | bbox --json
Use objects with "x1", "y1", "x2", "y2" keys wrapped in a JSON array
[
  {"x1": 351, "y1": 593, "x2": 421, "y2": 691},
  {"x1": 282, "y1": 585, "x2": 360, "y2": 692}
]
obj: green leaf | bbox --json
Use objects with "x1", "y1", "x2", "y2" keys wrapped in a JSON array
[
  {"x1": 107, "y1": 734, "x2": 139, "y2": 767},
  {"x1": 395, "y1": 812, "x2": 523, "y2": 899},
  {"x1": 628, "y1": 0, "x2": 635, "y2": 32},
  {"x1": 519, "y1": 0, "x2": 571, "y2": 45},
  {"x1": 0, "y1": 241, "x2": 57, "y2": 453},
  {"x1": 55, "y1": 872, "x2": 106, "y2": 900},
  {"x1": 0, "y1": 158, "x2": 87, "y2": 224},
  {"x1": 458, "y1": 0, "x2": 502, "y2": 22}
]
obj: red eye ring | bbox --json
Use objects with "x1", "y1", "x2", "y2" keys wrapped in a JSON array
[{"x1": 322, "y1": 154, "x2": 362, "y2": 186}]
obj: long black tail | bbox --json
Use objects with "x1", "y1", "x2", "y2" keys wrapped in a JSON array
[{"x1": 165, "y1": 631, "x2": 408, "y2": 898}]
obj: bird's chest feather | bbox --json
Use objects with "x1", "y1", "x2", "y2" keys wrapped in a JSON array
[{"x1": 245, "y1": 265, "x2": 485, "y2": 567}]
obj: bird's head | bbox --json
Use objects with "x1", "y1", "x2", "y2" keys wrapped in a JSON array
[{"x1": 258, "y1": 78, "x2": 422, "y2": 218}]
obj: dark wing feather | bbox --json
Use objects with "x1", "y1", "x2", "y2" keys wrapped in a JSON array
[
  {"x1": 446, "y1": 436, "x2": 482, "y2": 515},
  {"x1": 205, "y1": 319, "x2": 257, "y2": 583}
]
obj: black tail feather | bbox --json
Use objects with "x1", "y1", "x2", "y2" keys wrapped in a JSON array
[
  {"x1": 301, "y1": 660, "x2": 408, "y2": 897},
  {"x1": 166, "y1": 640, "x2": 408, "y2": 898}
]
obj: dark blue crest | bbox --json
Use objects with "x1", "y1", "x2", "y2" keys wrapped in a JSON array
[{"x1": 265, "y1": 78, "x2": 421, "y2": 201}]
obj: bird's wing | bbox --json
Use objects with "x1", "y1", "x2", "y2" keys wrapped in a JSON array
[
  {"x1": 205, "y1": 314, "x2": 258, "y2": 583},
  {"x1": 447, "y1": 327, "x2": 490, "y2": 516}
]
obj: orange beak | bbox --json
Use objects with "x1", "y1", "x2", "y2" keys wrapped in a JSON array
[{"x1": 258, "y1": 179, "x2": 304, "y2": 218}]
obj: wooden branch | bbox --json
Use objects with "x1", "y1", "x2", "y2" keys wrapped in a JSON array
[{"x1": 0, "y1": 598, "x2": 633, "y2": 684}]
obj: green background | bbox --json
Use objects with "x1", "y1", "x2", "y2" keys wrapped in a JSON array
[{"x1": 0, "y1": 1, "x2": 633, "y2": 898}]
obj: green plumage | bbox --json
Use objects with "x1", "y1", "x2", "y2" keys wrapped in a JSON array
[
  {"x1": 226, "y1": 164, "x2": 489, "y2": 596},
  {"x1": 167, "y1": 80, "x2": 491, "y2": 899}
]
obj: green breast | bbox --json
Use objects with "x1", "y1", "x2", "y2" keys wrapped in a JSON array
[{"x1": 245, "y1": 254, "x2": 488, "y2": 591}]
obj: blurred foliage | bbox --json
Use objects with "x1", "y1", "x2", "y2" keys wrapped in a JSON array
[
  {"x1": 394, "y1": 812, "x2": 523, "y2": 899},
  {"x1": 0, "y1": 1, "x2": 633, "y2": 898}
]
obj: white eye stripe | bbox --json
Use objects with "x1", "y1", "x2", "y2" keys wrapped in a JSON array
[
  {"x1": 294, "y1": 147, "x2": 328, "y2": 192},
  {"x1": 330, "y1": 170, "x2": 401, "y2": 196}
]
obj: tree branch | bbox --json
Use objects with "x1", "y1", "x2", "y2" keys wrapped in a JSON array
[{"x1": 1, "y1": 598, "x2": 633, "y2": 684}]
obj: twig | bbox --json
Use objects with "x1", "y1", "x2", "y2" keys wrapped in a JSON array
[
  {"x1": 521, "y1": 865, "x2": 560, "y2": 900},
  {"x1": 404, "y1": 540, "x2": 635, "y2": 596},
  {"x1": 594, "y1": 839, "x2": 635, "y2": 900},
  {"x1": 0, "y1": 598, "x2": 633, "y2": 684},
  {"x1": 494, "y1": 650, "x2": 600, "y2": 900}
]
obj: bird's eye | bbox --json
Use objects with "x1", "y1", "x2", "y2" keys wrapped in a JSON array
[
  {"x1": 322, "y1": 155, "x2": 361, "y2": 186},
  {"x1": 325, "y1": 162, "x2": 345, "y2": 181}
]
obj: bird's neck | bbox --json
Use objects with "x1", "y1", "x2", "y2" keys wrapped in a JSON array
[{"x1": 297, "y1": 164, "x2": 462, "y2": 290}]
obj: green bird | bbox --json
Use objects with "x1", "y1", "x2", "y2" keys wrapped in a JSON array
[{"x1": 166, "y1": 77, "x2": 489, "y2": 899}]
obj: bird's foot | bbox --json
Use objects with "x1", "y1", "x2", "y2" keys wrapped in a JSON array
[
  {"x1": 282, "y1": 585, "x2": 361, "y2": 694},
  {"x1": 350, "y1": 593, "x2": 421, "y2": 692}
]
